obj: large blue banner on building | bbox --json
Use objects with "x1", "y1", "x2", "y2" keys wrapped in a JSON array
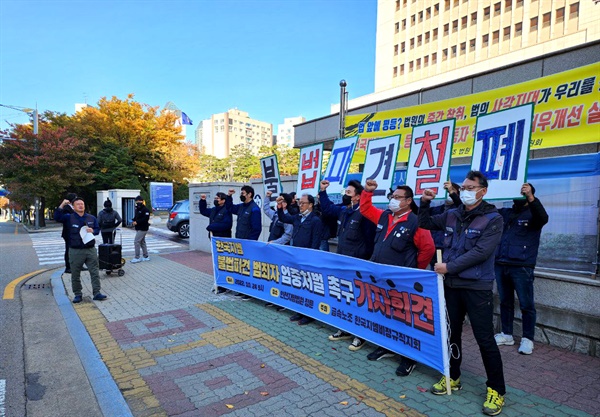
[{"x1": 211, "y1": 238, "x2": 449, "y2": 375}]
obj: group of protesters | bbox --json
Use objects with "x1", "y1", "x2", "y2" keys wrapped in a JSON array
[{"x1": 200, "y1": 171, "x2": 548, "y2": 416}]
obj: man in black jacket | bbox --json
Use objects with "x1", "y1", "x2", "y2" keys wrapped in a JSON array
[
  {"x1": 419, "y1": 170, "x2": 506, "y2": 416},
  {"x1": 200, "y1": 192, "x2": 232, "y2": 238},
  {"x1": 277, "y1": 193, "x2": 324, "y2": 325},
  {"x1": 131, "y1": 195, "x2": 150, "y2": 263},
  {"x1": 60, "y1": 193, "x2": 77, "y2": 273},
  {"x1": 320, "y1": 179, "x2": 376, "y2": 351},
  {"x1": 494, "y1": 183, "x2": 548, "y2": 355}
]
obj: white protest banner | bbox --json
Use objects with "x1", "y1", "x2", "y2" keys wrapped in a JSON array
[
  {"x1": 472, "y1": 103, "x2": 533, "y2": 200},
  {"x1": 260, "y1": 155, "x2": 283, "y2": 202},
  {"x1": 362, "y1": 135, "x2": 401, "y2": 204},
  {"x1": 296, "y1": 143, "x2": 324, "y2": 197},
  {"x1": 322, "y1": 136, "x2": 358, "y2": 202},
  {"x1": 406, "y1": 119, "x2": 455, "y2": 199}
]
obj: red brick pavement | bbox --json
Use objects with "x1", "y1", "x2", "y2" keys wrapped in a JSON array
[{"x1": 163, "y1": 250, "x2": 600, "y2": 416}]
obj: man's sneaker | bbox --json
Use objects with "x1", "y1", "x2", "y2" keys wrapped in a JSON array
[
  {"x1": 482, "y1": 387, "x2": 504, "y2": 416},
  {"x1": 431, "y1": 376, "x2": 462, "y2": 395},
  {"x1": 130, "y1": 257, "x2": 142, "y2": 264},
  {"x1": 367, "y1": 347, "x2": 395, "y2": 361},
  {"x1": 494, "y1": 332, "x2": 515, "y2": 346},
  {"x1": 241, "y1": 295, "x2": 251, "y2": 301},
  {"x1": 518, "y1": 337, "x2": 534, "y2": 355},
  {"x1": 348, "y1": 337, "x2": 365, "y2": 351},
  {"x1": 93, "y1": 293, "x2": 108, "y2": 301},
  {"x1": 395, "y1": 356, "x2": 416, "y2": 377},
  {"x1": 265, "y1": 302, "x2": 275, "y2": 307},
  {"x1": 329, "y1": 330, "x2": 352, "y2": 341},
  {"x1": 289, "y1": 313, "x2": 303, "y2": 322},
  {"x1": 215, "y1": 287, "x2": 227, "y2": 294},
  {"x1": 72, "y1": 295, "x2": 82, "y2": 303},
  {"x1": 276, "y1": 306, "x2": 287, "y2": 312},
  {"x1": 142, "y1": 256, "x2": 150, "y2": 262},
  {"x1": 234, "y1": 292, "x2": 244, "y2": 297}
]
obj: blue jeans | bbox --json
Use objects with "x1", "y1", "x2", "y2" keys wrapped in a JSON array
[
  {"x1": 319, "y1": 239, "x2": 330, "y2": 252},
  {"x1": 495, "y1": 265, "x2": 536, "y2": 340}
]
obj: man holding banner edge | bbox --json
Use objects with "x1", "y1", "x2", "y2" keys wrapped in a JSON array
[{"x1": 419, "y1": 170, "x2": 506, "y2": 416}]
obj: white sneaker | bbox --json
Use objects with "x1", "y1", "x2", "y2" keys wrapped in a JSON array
[
  {"x1": 142, "y1": 256, "x2": 150, "y2": 262},
  {"x1": 494, "y1": 332, "x2": 515, "y2": 346},
  {"x1": 130, "y1": 257, "x2": 142, "y2": 264},
  {"x1": 518, "y1": 337, "x2": 534, "y2": 354},
  {"x1": 348, "y1": 337, "x2": 365, "y2": 351}
]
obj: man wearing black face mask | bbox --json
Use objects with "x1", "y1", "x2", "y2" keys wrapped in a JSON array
[
  {"x1": 320, "y1": 179, "x2": 376, "y2": 352},
  {"x1": 226, "y1": 185, "x2": 262, "y2": 241},
  {"x1": 288, "y1": 192, "x2": 300, "y2": 215},
  {"x1": 200, "y1": 192, "x2": 232, "y2": 238},
  {"x1": 494, "y1": 183, "x2": 548, "y2": 356},
  {"x1": 131, "y1": 196, "x2": 150, "y2": 263}
]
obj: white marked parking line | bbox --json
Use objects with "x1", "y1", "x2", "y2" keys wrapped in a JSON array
[{"x1": 0, "y1": 379, "x2": 5, "y2": 417}]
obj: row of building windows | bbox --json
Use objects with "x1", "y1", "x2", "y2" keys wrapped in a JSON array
[
  {"x1": 394, "y1": 1, "x2": 579, "y2": 34},
  {"x1": 393, "y1": 3, "x2": 579, "y2": 57}
]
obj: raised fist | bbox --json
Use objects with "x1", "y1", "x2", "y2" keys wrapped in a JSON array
[
  {"x1": 421, "y1": 189, "x2": 436, "y2": 201},
  {"x1": 200, "y1": 194, "x2": 206, "y2": 200},
  {"x1": 364, "y1": 179, "x2": 378, "y2": 192},
  {"x1": 320, "y1": 180, "x2": 330, "y2": 191},
  {"x1": 228, "y1": 188, "x2": 235, "y2": 196}
]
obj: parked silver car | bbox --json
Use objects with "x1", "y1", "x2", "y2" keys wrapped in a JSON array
[{"x1": 167, "y1": 200, "x2": 190, "y2": 238}]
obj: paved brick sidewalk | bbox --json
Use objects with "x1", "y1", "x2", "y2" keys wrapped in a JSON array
[{"x1": 62, "y1": 251, "x2": 598, "y2": 417}]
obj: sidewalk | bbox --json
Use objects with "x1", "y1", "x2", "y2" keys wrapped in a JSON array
[{"x1": 46, "y1": 251, "x2": 598, "y2": 417}]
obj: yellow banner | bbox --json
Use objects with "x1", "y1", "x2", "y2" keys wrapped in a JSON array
[{"x1": 346, "y1": 63, "x2": 600, "y2": 162}]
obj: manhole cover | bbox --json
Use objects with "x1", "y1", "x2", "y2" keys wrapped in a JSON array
[{"x1": 25, "y1": 284, "x2": 47, "y2": 290}]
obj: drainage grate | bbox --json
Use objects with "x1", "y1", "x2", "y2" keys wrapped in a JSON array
[{"x1": 25, "y1": 284, "x2": 47, "y2": 290}]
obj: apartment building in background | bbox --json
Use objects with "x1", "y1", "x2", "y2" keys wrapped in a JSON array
[
  {"x1": 337, "y1": 0, "x2": 600, "y2": 111},
  {"x1": 276, "y1": 116, "x2": 306, "y2": 148},
  {"x1": 196, "y1": 108, "x2": 273, "y2": 158}
]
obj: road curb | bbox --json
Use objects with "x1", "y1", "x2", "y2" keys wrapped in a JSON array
[{"x1": 50, "y1": 270, "x2": 133, "y2": 417}]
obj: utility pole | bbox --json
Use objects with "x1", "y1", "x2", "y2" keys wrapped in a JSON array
[{"x1": 339, "y1": 80, "x2": 348, "y2": 139}]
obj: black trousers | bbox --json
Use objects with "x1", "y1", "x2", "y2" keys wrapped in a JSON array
[
  {"x1": 63, "y1": 238, "x2": 70, "y2": 269},
  {"x1": 445, "y1": 286, "x2": 506, "y2": 395},
  {"x1": 101, "y1": 231, "x2": 115, "y2": 244}
]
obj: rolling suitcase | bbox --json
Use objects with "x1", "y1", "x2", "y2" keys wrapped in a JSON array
[{"x1": 98, "y1": 229, "x2": 126, "y2": 276}]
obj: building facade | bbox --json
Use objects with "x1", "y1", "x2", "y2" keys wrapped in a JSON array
[
  {"x1": 334, "y1": 0, "x2": 599, "y2": 112},
  {"x1": 276, "y1": 116, "x2": 306, "y2": 148},
  {"x1": 197, "y1": 109, "x2": 273, "y2": 158}
]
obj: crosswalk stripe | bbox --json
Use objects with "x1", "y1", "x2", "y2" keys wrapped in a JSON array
[{"x1": 29, "y1": 229, "x2": 186, "y2": 266}]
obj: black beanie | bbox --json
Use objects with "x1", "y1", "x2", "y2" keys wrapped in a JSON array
[{"x1": 104, "y1": 199, "x2": 112, "y2": 208}]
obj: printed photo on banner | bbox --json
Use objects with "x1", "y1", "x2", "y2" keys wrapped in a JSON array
[
  {"x1": 296, "y1": 143, "x2": 324, "y2": 197},
  {"x1": 472, "y1": 103, "x2": 534, "y2": 200},
  {"x1": 260, "y1": 155, "x2": 283, "y2": 201},
  {"x1": 405, "y1": 119, "x2": 455, "y2": 198},
  {"x1": 345, "y1": 63, "x2": 598, "y2": 163},
  {"x1": 362, "y1": 135, "x2": 401, "y2": 204},
  {"x1": 321, "y1": 136, "x2": 358, "y2": 203},
  {"x1": 210, "y1": 237, "x2": 448, "y2": 374}
]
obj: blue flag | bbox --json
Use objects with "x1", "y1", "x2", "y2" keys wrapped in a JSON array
[{"x1": 181, "y1": 112, "x2": 193, "y2": 125}]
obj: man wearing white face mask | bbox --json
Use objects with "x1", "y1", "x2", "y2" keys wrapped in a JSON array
[
  {"x1": 359, "y1": 180, "x2": 434, "y2": 377},
  {"x1": 419, "y1": 170, "x2": 506, "y2": 416}
]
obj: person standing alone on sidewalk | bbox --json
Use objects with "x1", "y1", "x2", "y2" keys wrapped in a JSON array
[
  {"x1": 97, "y1": 198, "x2": 122, "y2": 244},
  {"x1": 131, "y1": 195, "x2": 150, "y2": 263},
  {"x1": 494, "y1": 183, "x2": 548, "y2": 355},
  {"x1": 419, "y1": 170, "x2": 506, "y2": 416},
  {"x1": 54, "y1": 197, "x2": 107, "y2": 303}
]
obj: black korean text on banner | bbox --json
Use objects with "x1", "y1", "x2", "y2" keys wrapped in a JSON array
[
  {"x1": 405, "y1": 119, "x2": 455, "y2": 198},
  {"x1": 322, "y1": 136, "x2": 358, "y2": 200},
  {"x1": 296, "y1": 143, "x2": 324, "y2": 197},
  {"x1": 260, "y1": 155, "x2": 282, "y2": 201},
  {"x1": 472, "y1": 103, "x2": 534, "y2": 200},
  {"x1": 362, "y1": 135, "x2": 401, "y2": 204}
]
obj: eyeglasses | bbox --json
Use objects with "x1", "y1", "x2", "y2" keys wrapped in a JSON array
[
  {"x1": 459, "y1": 186, "x2": 484, "y2": 192},
  {"x1": 388, "y1": 195, "x2": 408, "y2": 201}
]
